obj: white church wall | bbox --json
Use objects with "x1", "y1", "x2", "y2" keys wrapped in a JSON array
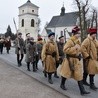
[{"x1": 47, "y1": 26, "x2": 74, "y2": 41}]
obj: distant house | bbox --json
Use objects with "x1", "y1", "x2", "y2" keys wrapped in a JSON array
[{"x1": 41, "y1": 5, "x2": 79, "y2": 41}]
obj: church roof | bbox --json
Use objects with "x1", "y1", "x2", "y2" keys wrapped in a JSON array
[
  {"x1": 19, "y1": 0, "x2": 39, "y2": 8},
  {"x1": 46, "y1": 12, "x2": 79, "y2": 28}
]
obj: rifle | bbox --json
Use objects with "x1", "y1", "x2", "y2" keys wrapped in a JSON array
[{"x1": 66, "y1": 54, "x2": 74, "y2": 71}]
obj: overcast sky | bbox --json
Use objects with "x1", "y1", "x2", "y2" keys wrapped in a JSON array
[{"x1": 0, "y1": 0, "x2": 98, "y2": 33}]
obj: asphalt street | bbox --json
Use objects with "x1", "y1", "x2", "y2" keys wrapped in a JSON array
[{"x1": 0, "y1": 47, "x2": 98, "y2": 98}]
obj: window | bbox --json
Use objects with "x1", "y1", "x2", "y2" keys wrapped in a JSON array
[
  {"x1": 22, "y1": 10, "x2": 24, "y2": 13},
  {"x1": 32, "y1": 10, "x2": 34, "y2": 12},
  {"x1": 21, "y1": 19, "x2": 24, "y2": 27},
  {"x1": 31, "y1": 19, "x2": 34, "y2": 27}
]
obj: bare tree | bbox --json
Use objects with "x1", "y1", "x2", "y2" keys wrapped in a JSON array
[
  {"x1": 90, "y1": 8, "x2": 98, "y2": 38},
  {"x1": 74, "y1": 0, "x2": 90, "y2": 41}
]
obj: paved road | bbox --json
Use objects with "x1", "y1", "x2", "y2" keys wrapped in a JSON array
[
  {"x1": 0, "y1": 48, "x2": 98, "y2": 98},
  {"x1": 0, "y1": 59, "x2": 67, "y2": 98}
]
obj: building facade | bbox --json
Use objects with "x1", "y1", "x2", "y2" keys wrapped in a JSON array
[{"x1": 18, "y1": 0, "x2": 39, "y2": 40}]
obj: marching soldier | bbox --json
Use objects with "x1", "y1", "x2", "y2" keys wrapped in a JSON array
[
  {"x1": 36, "y1": 37, "x2": 44, "y2": 70},
  {"x1": 0, "y1": 36, "x2": 4, "y2": 54},
  {"x1": 81, "y1": 28, "x2": 98, "y2": 91},
  {"x1": 14, "y1": 32, "x2": 25, "y2": 67},
  {"x1": 25, "y1": 33, "x2": 31, "y2": 45},
  {"x1": 55, "y1": 36, "x2": 65, "y2": 78},
  {"x1": 59, "y1": 26, "x2": 90, "y2": 95},
  {"x1": 4, "y1": 36, "x2": 11, "y2": 54},
  {"x1": 41, "y1": 32, "x2": 59, "y2": 84},
  {"x1": 24, "y1": 33, "x2": 31, "y2": 54},
  {"x1": 25, "y1": 37, "x2": 37, "y2": 72}
]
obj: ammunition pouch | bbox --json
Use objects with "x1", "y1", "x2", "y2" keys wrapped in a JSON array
[
  {"x1": 66, "y1": 54, "x2": 82, "y2": 61},
  {"x1": 52, "y1": 51, "x2": 57, "y2": 57}
]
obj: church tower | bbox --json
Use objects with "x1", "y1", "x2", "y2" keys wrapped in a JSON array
[
  {"x1": 60, "y1": 3, "x2": 65, "y2": 16},
  {"x1": 18, "y1": 0, "x2": 39, "y2": 39}
]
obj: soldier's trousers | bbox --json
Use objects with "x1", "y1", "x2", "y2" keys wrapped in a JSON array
[{"x1": 17, "y1": 54, "x2": 24, "y2": 64}]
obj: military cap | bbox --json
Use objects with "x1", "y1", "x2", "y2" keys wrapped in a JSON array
[
  {"x1": 88, "y1": 28, "x2": 97, "y2": 35},
  {"x1": 26, "y1": 33, "x2": 30, "y2": 36},
  {"x1": 38, "y1": 37, "x2": 43, "y2": 41},
  {"x1": 30, "y1": 37, "x2": 34, "y2": 40},
  {"x1": 18, "y1": 32, "x2": 22, "y2": 35},
  {"x1": 59, "y1": 36, "x2": 64, "y2": 39},
  {"x1": 72, "y1": 26, "x2": 80, "y2": 34},
  {"x1": 48, "y1": 32, "x2": 55, "y2": 37}
]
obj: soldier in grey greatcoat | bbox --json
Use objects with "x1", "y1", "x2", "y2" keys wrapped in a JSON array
[
  {"x1": 25, "y1": 33, "x2": 30, "y2": 46},
  {"x1": 24, "y1": 33, "x2": 31, "y2": 54},
  {"x1": 36, "y1": 37, "x2": 44, "y2": 70},
  {"x1": 25, "y1": 37, "x2": 37, "y2": 72},
  {"x1": 14, "y1": 32, "x2": 25, "y2": 67},
  {"x1": 55, "y1": 36, "x2": 65, "y2": 78}
]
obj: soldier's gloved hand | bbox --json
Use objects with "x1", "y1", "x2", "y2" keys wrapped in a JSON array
[
  {"x1": 52, "y1": 52, "x2": 56, "y2": 57},
  {"x1": 85, "y1": 56, "x2": 90, "y2": 59}
]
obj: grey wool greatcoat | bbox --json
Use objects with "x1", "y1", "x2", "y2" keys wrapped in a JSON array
[
  {"x1": 14, "y1": 38, "x2": 25, "y2": 54},
  {"x1": 25, "y1": 42, "x2": 37, "y2": 63}
]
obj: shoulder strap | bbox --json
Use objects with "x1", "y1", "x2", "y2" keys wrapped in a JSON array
[{"x1": 70, "y1": 39, "x2": 76, "y2": 46}]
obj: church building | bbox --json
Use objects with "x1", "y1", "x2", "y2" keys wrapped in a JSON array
[{"x1": 41, "y1": 4, "x2": 79, "y2": 41}]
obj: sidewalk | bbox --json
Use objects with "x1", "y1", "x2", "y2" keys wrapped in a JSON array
[
  {"x1": 0, "y1": 59, "x2": 67, "y2": 98},
  {"x1": 0, "y1": 48, "x2": 98, "y2": 98}
]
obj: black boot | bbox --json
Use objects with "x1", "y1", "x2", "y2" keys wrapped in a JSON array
[
  {"x1": 36, "y1": 63, "x2": 38, "y2": 70},
  {"x1": 83, "y1": 72, "x2": 90, "y2": 86},
  {"x1": 78, "y1": 81, "x2": 90, "y2": 95},
  {"x1": 27, "y1": 62, "x2": 30, "y2": 71},
  {"x1": 19, "y1": 54, "x2": 24, "y2": 66},
  {"x1": 17, "y1": 54, "x2": 21, "y2": 67},
  {"x1": 33, "y1": 62, "x2": 37, "y2": 72},
  {"x1": 54, "y1": 71, "x2": 59, "y2": 78},
  {"x1": 43, "y1": 70, "x2": 47, "y2": 78},
  {"x1": 19, "y1": 60, "x2": 22, "y2": 66},
  {"x1": 90, "y1": 75, "x2": 98, "y2": 91},
  {"x1": 48, "y1": 73, "x2": 53, "y2": 84},
  {"x1": 60, "y1": 76, "x2": 67, "y2": 90}
]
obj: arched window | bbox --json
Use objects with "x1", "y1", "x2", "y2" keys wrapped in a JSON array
[
  {"x1": 21, "y1": 19, "x2": 24, "y2": 27},
  {"x1": 31, "y1": 19, "x2": 34, "y2": 27}
]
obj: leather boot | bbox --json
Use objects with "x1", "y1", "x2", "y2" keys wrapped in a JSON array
[
  {"x1": 27, "y1": 62, "x2": 30, "y2": 71},
  {"x1": 36, "y1": 63, "x2": 38, "y2": 70},
  {"x1": 17, "y1": 54, "x2": 21, "y2": 67},
  {"x1": 48, "y1": 73, "x2": 53, "y2": 84},
  {"x1": 78, "y1": 81, "x2": 90, "y2": 95},
  {"x1": 60, "y1": 76, "x2": 67, "y2": 90},
  {"x1": 83, "y1": 72, "x2": 90, "y2": 86},
  {"x1": 43, "y1": 70, "x2": 47, "y2": 78},
  {"x1": 33, "y1": 62, "x2": 37, "y2": 72},
  {"x1": 90, "y1": 75, "x2": 98, "y2": 91},
  {"x1": 54, "y1": 71, "x2": 59, "y2": 78}
]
